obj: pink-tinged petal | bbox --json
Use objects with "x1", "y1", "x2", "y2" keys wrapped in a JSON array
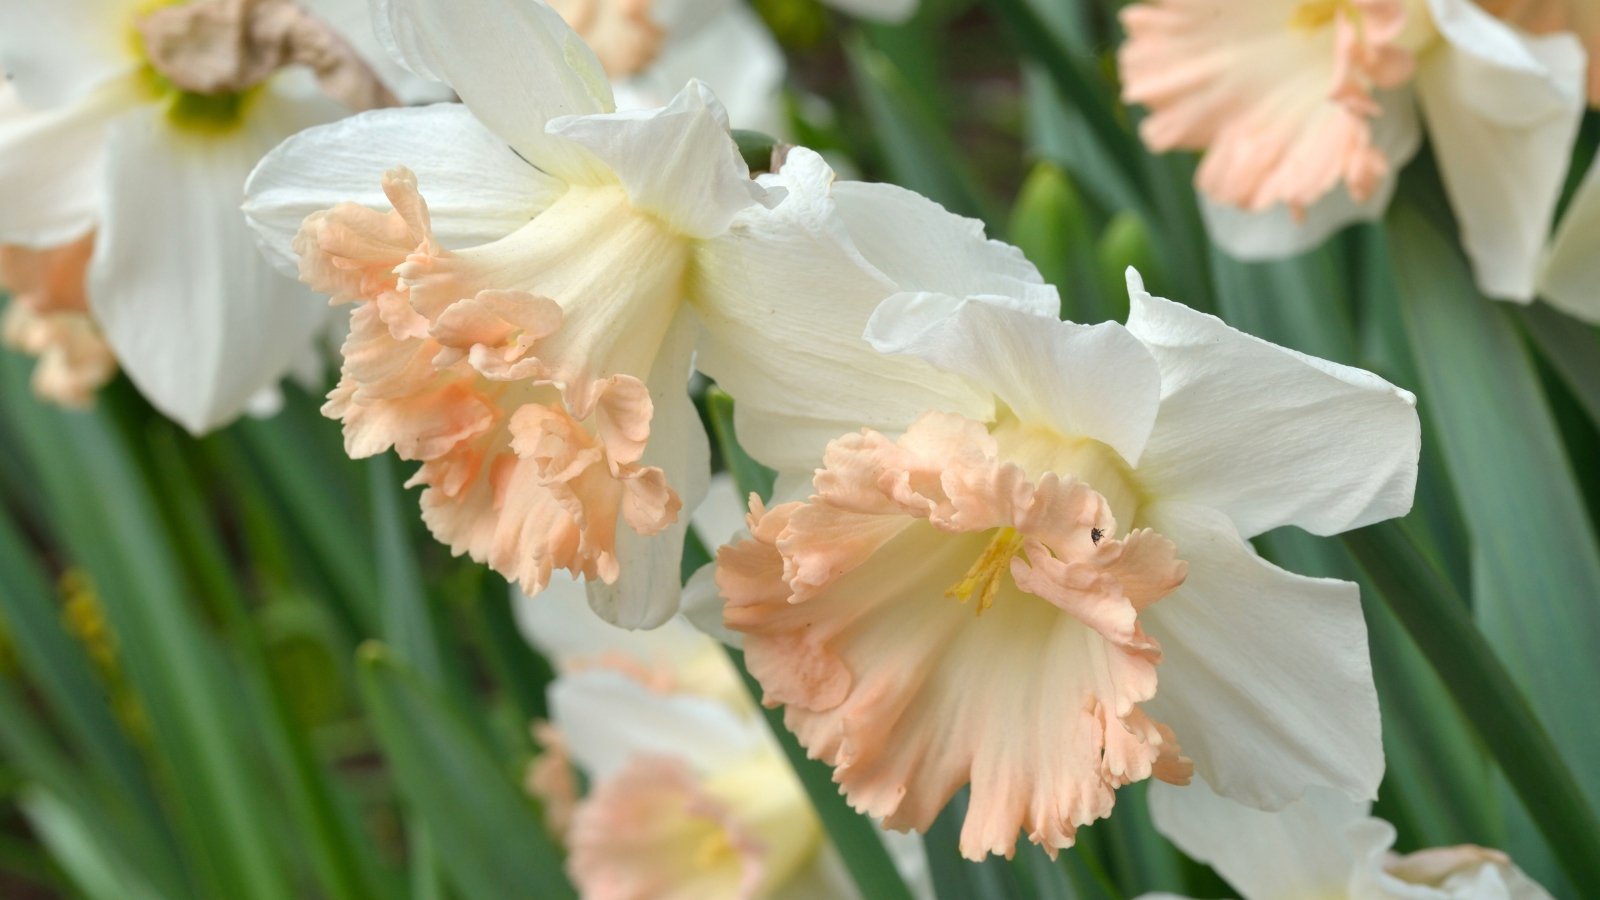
[
  {"x1": 1480, "y1": 0, "x2": 1600, "y2": 104},
  {"x1": 0, "y1": 235, "x2": 117, "y2": 408},
  {"x1": 525, "y1": 721, "x2": 579, "y2": 838},
  {"x1": 547, "y1": 0, "x2": 664, "y2": 79},
  {"x1": 1119, "y1": 0, "x2": 1423, "y2": 215},
  {"x1": 717, "y1": 412, "x2": 1191, "y2": 861},
  {"x1": 1138, "y1": 501, "x2": 1382, "y2": 810},
  {"x1": 567, "y1": 756, "x2": 766, "y2": 900}
]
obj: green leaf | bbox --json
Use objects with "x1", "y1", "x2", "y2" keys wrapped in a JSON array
[
  {"x1": 19, "y1": 787, "x2": 166, "y2": 900},
  {"x1": 357, "y1": 644, "x2": 574, "y2": 899},
  {"x1": 844, "y1": 31, "x2": 995, "y2": 225},
  {"x1": 1007, "y1": 162, "x2": 1106, "y2": 321},
  {"x1": 1342, "y1": 522, "x2": 1600, "y2": 888},
  {"x1": 1518, "y1": 303, "x2": 1600, "y2": 431},
  {"x1": 726, "y1": 648, "x2": 914, "y2": 900},
  {"x1": 705, "y1": 388, "x2": 776, "y2": 503},
  {"x1": 1388, "y1": 202, "x2": 1600, "y2": 841}
]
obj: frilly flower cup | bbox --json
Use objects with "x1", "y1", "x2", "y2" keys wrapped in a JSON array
[
  {"x1": 246, "y1": 0, "x2": 1049, "y2": 628},
  {"x1": 1117, "y1": 0, "x2": 1588, "y2": 306},
  {"x1": 714, "y1": 271, "x2": 1421, "y2": 860}
]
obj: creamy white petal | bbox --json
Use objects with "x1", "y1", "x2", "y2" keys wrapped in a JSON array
[
  {"x1": 548, "y1": 80, "x2": 763, "y2": 238},
  {"x1": 550, "y1": 668, "x2": 762, "y2": 780},
  {"x1": 1418, "y1": 0, "x2": 1586, "y2": 301},
  {"x1": 1201, "y1": 90, "x2": 1420, "y2": 261},
  {"x1": 1140, "y1": 501, "x2": 1383, "y2": 810},
  {"x1": 831, "y1": 180, "x2": 1059, "y2": 315},
  {"x1": 820, "y1": 0, "x2": 917, "y2": 24},
  {"x1": 297, "y1": 0, "x2": 454, "y2": 105},
  {"x1": 612, "y1": 1, "x2": 785, "y2": 133},
  {"x1": 1150, "y1": 780, "x2": 1367, "y2": 900},
  {"x1": 866, "y1": 292, "x2": 1163, "y2": 466},
  {"x1": 88, "y1": 92, "x2": 337, "y2": 434},
  {"x1": 585, "y1": 308, "x2": 709, "y2": 629},
  {"x1": 1127, "y1": 274, "x2": 1419, "y2": 538},
  {"x1": 0, "y1": 76, "x2": 138, "y2": 246},
  {"x1": 513, "y1": 573, "x2": 717, "y2": 672},
  {"x1": 243, "y1": 103, "x2": 565, "y2": 275},
  {"x1": 1539, "y1": 155, "x2": 1600, "y2": 323},
  {"x1": 374, "y1": 0, "x2": 613, "y2": 180},
  {"x1": 0, "y1": 0, "x2": 142, "y2": 108},
  {"x1": 692, "y1": 148, "x2": 993, "y2": 473}
]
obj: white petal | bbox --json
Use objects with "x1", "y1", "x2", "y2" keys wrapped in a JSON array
[
  {"x1": 1418, "y1": 0, "x2": 1587, "y2": 301},
  {"x1": 88, "y1": 91, "x2": 337, "y2": 434},
  {"x1": 514, "y1": 574, "x2": 717, "y2": 672},
  {"x1": 585, "y1": 308, "x2": 710, "y2": 629},
  {"x1": 1140, "y1": 501, "x2": 1383, "y2": 810},
  {"x1": 0, "y1": 76, "x2": 136, "y2": 246},
  {"x1": 297, "y1": 0, "x2": 454, "y2": 105},
  {"x1": 831, "y1": 180, "x2": 1059, "y2": 316},
  {"x1": 0, "y1": 0, "x2": 142, "y2": 108},
  {"x1": 1539, "y1": 155, "x2": 1600, "y2": 323},
  {"x1": 692, "y1": 148, "x2": 994, "y2": 473},
  {"x1": 865, "y1": 292, "x2": 1163, "y2": 466},
  {"x1": 374, "y1": 0, "x2": 613, "y2": 179},
  {"x1": 613, "y1": 2, "x2": 785, "y2": 134},
  {"x1": 820, "y1": 0, "x2": 917, "y2": 24},
  {"x1": 1201, "y1": 89, "x2": 1420, "y2": 261},
  {"x1": 549, "y1": 668, "x2": 762, "y2": 780},
  {"x1": 1127, "y1": 277, "x2": 1419, "y2": 538},
  {"x1": 549, "y1": 80, "x2": 763, "y2": 238},
  {"x1": 243, "y1": 103, "x2": 565, "y2": 275},
  {"x1": 1150, "y1": 780, "x2": 1369, "y2": 900}
]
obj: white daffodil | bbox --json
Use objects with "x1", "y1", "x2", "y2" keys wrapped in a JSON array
[
  {"x1": 516, "y1": 568, "x2": 932, "y2": 900},
  {"x1": 1145, "y1": 778, "x2": 1553, "y2": 900},
  {"x1": 546, "y1": 0, "x2": 785, "y2": 133},
  {"x1": 244, "y1": 0, "x2": 1037, "y2": 629},
  {"x1": 1118, "y1": 0, "x2": 1586, "y2": 303},
  {"x1": 0, "y1": 0, "x2": 431, "y2": 429},
  {"x1": 713, "y1": 269, "x2": 1419, "y2": 860}
]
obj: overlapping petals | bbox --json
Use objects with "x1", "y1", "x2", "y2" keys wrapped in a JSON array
[{"x1": 719, "y1": 410, "x2": 1192, "y2": 860}]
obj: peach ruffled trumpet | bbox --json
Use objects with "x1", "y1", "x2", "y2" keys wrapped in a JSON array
[{"x1": 719, "y1": 410, "x2": 1193, "y2": 860}]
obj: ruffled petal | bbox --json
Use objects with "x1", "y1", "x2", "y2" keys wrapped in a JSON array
[
  {"x1": 548, "y1": 79, "x2": 764, "y2": 238},
  {"x1": 692, "y1": 148, "x2": 995, "y2": 473},
  {"x1": 1417, "y1": 0, "x2": 1587, "y2": 301},
  {"x1": 244, "y1": 103, "x2": 565, "y2": 276},
  {"x1": 87, "y1": 90, "x2": 340, "y2": 434},
  {"x1": 1138, "y1": 501, "x2": 1383, "y2": 810},
  {"x1": 1126, "y1": 274, "x2": 1419, "y2": 538},
  {"x1": 865, "y1": 293, "x2": 1163, "y2": 467},
  {"x1": 374, "y1": 0, "x2": 614, "y2": 180}
]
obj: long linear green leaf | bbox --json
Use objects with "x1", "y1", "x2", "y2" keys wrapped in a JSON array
[
  {"x1": 1342, "y1": 522, "x2": 1600, "y2": 887},
  {"x1": 357, "y1": 643, "x2": 574, "y2": 899},
  {"x1": 1388, "y1": 203, "x2": 1600, "y2": 829},
  {"x1": 1517, "y1": 303, "x2": 1600, "y2": 431},
  {"x1": 0, "y1": 353, "x2": 296, "y2": 900},
  {"x1": 19, "y1": 787, "x2": 166, "y2": 900}
]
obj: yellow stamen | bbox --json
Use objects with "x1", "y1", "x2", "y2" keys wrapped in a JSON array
[
  {"x1": 945, "y1": 527, "x2": 1025, "y2": 616},
  {"x1": 693, "y1": 829, "x2": 736, "y2": 870}
]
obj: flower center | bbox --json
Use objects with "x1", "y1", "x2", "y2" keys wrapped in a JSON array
[
  {"x1": 990, "y1": 414, "x2": 1143, "y2": 531},
  {"x1": 945, "y1": 526, "x2": 1025, "y2": 615},
  {"x1": 1290, "y1": 0, "x2": 1350, "y2": 32}
]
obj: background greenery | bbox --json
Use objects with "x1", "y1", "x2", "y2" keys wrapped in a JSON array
[{"x1": 1, "y1": 0, "x2": 1598, "y2": 897}]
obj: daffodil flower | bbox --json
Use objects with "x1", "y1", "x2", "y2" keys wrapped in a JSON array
[
  {"x1": 1145, "y1": 778, "x2": 1553, "y2": 900},
  {"x1": 517, "y1": 570, "x2": 932, "y2": 899},
  {"x1": 714, "y1": 270, "x2": 1420, "y2": 860},
  {"x1": 1119, "y1": 0, "x2": 1587, "y2": 303},
  {"x1": 0, "y1": 0, "x2": 421, "y2": 428},
  {"x1": 244, "y1": 0, "x2": 1033, "y2": 628}
]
